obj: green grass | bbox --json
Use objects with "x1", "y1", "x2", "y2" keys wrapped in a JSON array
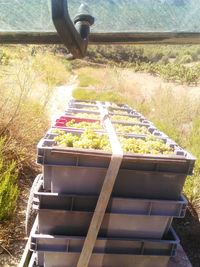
[
  {"x1": 78, "y1": 74, "x2": 100, "y2": 87},
  {"x1": 33, "y1": 52, "x2": 71, "y2": 87},
  {"x1": 73, "y1": 87, "x2": 125, "y2": 104},
  {"x1": 0, "y1": 138, "x2": 19, "y2": 221}
]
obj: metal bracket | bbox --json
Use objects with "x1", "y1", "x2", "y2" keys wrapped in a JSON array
[{"x1": 51, "y1": 0, "x2": 94, "y2": 58}]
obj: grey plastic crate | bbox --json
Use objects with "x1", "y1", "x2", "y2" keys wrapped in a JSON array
[
  {"x1": 37, "y1": 210, "x2": 172, "y2": 239},
  {"x1": 48, "y1": 120, "x2": 158, "y2": 141},
  {"x1": 65, "y1": 109, "x2": 145, "y2": 123},
  {"x1": 37, "y1": 136, "x2": 194, "y2": 199},
  {"x1": 68, "y1": 99, "x2": 97, "y2": 106},
  {"x1": 65, "y1": 107, "x2": 140, "y2": 118},
  {"x1": 48, "y1": 166, "x2": 188, "y2": 200},
  {"x1": 66, "y1": 107, "x2": 138, "y2": 117},
  {"x1": 112, "y1": 117, "x2": 153, "y2": 125},
  {"x1": 66, "y1": 108, "x2": 101, "y2": 115},
  {"x1": 37, "y1": 136, "x2": 195, "y2": 174},
  {"x1": 45, "y1": 123, "x2": 167, "y2": 143},
  {"x1": 33, "y1": 228, "x2": 178, "y2": 267},
  {"x1": 39, "y1": 253, "x2": 170, "y2": 267},
  {"x1": 68, "y1": 103, "x2": 98, "y2": 109},
  {"x1": 68, "y1": 100, "x2": 130, "y2": 110},
  {"x1": 108, "y1": 107, "x2": 134, "y2": 113},
  {"x1": 108, "y1": 110, "x2": 140, "y2": 117},
  {"x1": 35, "y1": 190, "x2": 186, "y2": 238},
  {"x1": 33, "y1": 178, "x2": 187, "y2": 218}
]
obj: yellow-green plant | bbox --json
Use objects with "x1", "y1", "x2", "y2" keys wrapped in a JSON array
[{"x1": 0, "y1": 138, "x2": 19, "y2": 220}]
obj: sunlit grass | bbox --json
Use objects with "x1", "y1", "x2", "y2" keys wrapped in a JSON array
[
  {"x1": 74, "y1": 64, "x2": 200, "y2": 205},
  {"x1": 0, "y1": 46, "x2": 71, "y2": 221}
]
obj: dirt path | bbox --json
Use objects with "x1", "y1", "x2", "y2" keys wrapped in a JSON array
[{"x1": 48, "y1": 76, "x2": 77, "y2": 123}]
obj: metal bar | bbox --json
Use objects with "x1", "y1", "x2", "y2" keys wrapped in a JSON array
[
  {"x1": 19, "y1": 217, "x2": 38, "y2": 267},
  {"x1": 51, "y1": 0, "x2": 87, "y2": 58},
  {"x1": 1, "y1": 32, "x2": 200, "y2": 44}
]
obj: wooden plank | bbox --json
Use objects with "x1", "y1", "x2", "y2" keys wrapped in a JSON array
[{"x1": 77, "y1": 103, "x2": 123, "y2": 267}]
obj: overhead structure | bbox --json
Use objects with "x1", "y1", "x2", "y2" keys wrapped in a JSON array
[{"x1": 0, "y1": 0, "x2": 200, "y2": 57}]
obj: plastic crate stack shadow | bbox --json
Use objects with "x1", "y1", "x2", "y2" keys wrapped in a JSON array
[{"x1": 30, "y1": 99, "x2": 195, "y2": 267}]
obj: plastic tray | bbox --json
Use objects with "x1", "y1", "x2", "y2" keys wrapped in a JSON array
[
  {"x1": 37, "y1": 134, "x2": 195, "y2": 199},
  {"x1": 65, "y1": 109, "x2": 100, "y2": 115},
  {"x1": 33, "y1": 178, "x2": 187, "y2": 219},
  {"x1": 34, "y1": 184, "x2": 186, "y2": 239},
  {"x1": 52, "y1": 121, "x2": 153, "y2": 135},
  {"x1": 68, "y1": 100, "x2": 131, "y2": 111},
  {"x1": 38, "y1": 253, "x2": 170, "y2": 267},
  {"x1": 68, "y1": 99, "x2": 98, "y2": 106},
  {"x1": 64, "y1": 109, "x2": 145, "y2": 121},
  {"x1": 46, "y1": 122, "x2": 166, "y2": 142},
  {"x1": 33, "y1": 229, "x2": 178, "y2": 267},
  {"x1": 68, "y1": 100, "x2": 131, "y2": 110},
  {"x1": 53, "y1": 116, "x2": 100, "y2": 128}
]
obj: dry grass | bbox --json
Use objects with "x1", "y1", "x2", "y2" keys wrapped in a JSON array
[
  {"x1": 0, "y1": 46, "x2": 71, "y2": 220},
  {"x1": 74, "y1": 65, "x2": 200, "y2": 206},
  {"x1": 75, "y1": 67, "x2": 142, "y2": 104}
]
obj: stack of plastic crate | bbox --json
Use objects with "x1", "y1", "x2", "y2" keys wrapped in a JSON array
[{"x1": 27, "y1": 99, "x2": 195, "y2": 267}]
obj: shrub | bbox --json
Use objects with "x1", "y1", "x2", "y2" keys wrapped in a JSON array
[
  {"x1": 178, "y1": 55, "x2": 193, "y2": 64},
  {"x1": 0, "y1": 50, "x2": 10, "y2": 65},
  {"x1": 159, "y1": 55, "x2": 169, "y2": 65},
  {"x1": 0, "y1": 138, "x2": 19, "y2": 220},
  {"x1": 188, "y1": 117, "x2": 200, "y2": 157},
  {"x1": 0, "y1": 49, "x2": 56, "y2": 183},
  {"x1": 184, "y1": 167, "x2": 200, "y2": 204},
  {"x1": 33, "y1": 53, "x2": 71, "y2": 87}
]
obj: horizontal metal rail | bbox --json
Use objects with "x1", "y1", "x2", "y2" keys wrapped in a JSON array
[
  {"x1": 19, "y1": 217, "x2": 38, "y2": 267},
  {"x1": 1, "y1": 32, "x2": 200, "y2": 45}
]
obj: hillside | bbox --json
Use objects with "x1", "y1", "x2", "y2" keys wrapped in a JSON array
[{"x1": 1, "y1": 0, "x2": 200, "y2": 32}]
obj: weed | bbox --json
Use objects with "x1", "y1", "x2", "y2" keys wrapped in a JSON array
[
  {"x1": 33, "y1": 53, "x2": 71, "y2": 88},
  {"x1": 0, "y1": 46, "x2": 71, "y2": 221},
  {"x1": 0, "y1": 138, "x2": 19, "y2": 220},
  {"x1": 73, "y1": 88, "x2": 125, "y2": 104}
]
